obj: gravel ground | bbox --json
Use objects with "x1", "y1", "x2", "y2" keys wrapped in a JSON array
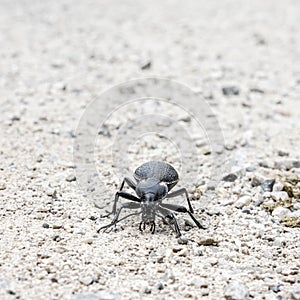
[{"x1": 1, "y1": 1, "x2": 300, "y2": 300}]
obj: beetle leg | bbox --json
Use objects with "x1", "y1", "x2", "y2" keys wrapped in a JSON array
[
  {"x1": 166, "y1": 188, "x2": 194, "y2": 213},
  {"x1": 98, "y1": 202, "x2": 140, "y2": 233},
  {"x1": 101, "y1": 189, "x2": 140, "y2": 218},
  {"x1": 139, "y1": 222, "x2": 143, "y2": 232},
  {"x1": 139, "y1": 221, "x2": 147, "y2": 232},
  {"x1": 158, "y1": 207, "x2": 182, "y2": 237},
  {"x1": 102, "y1": 177, "x2": 137, "y2": 217},
  {"x1": 139, "y1": 221, "x2": 156, "y2": 234},
  {"x1": 150, "y1": 221, "x2": 155, "y2": 234},
  {"x1": 160, "y1": 203, "x2": 206, "y2": 230},
  {"x1": 101, "y1": 211, "x2": 142, "y2": 233},
  {"x1": 120, "y1": 177, "x2": 137, "y2": 191}
]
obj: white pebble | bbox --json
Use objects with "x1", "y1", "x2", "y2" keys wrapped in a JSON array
[
  {"x1": 225, "y1": 281, "x2": 249, "y2": 300},
  {"x1": 271, "y1": 191, "x2": 289, "y2": 201},
  {"x1": 235, "y1": 195, "x2": 251, "y2": 209},
  {"x1": 273, "y1": 181, "x2": 284, "y2": 191},
  {"x1": 272, "y1": 207, "x2": 290, "y2": 219},
  {"x1": 0, "y1": 181, "x2": 6, "y2": 190}
]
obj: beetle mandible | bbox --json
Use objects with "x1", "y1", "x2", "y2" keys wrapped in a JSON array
[{"x1": 98, "y1": 161, "x2": 206, "y2": 237}]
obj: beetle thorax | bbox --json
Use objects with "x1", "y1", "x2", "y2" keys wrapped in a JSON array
[{"x1": 135, "y1": 178, "x2": 168, "y2": 200}]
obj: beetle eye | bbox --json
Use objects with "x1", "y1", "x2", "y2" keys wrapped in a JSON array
[{"x1": 156, "y1": 183, "x2": 168, "y2": 199}]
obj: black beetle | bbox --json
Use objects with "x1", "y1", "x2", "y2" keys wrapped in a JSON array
[{"x1": 98, "y1": 161, "x2": 205, "y2": 237}]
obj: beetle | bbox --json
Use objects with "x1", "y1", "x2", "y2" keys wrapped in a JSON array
[{"x1": 97, "y1": 161, "x2": 206, "y2": 237}]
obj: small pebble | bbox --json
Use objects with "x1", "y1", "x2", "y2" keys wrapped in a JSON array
[
  {"x1": 0, "y1": 278, "x2": 10, "y2": 289},
  {"x1": 197, "y1": 237, "x2": 219, "y2": 246},
  {"x1": 272, "y1": 207, "x2": 290, "y2": 219},
  {"x1": 271, "y1": 191, "x2": 289, "y2": 201},
  {"x1": 269, "y1": 285, "x2": 280, "y2": 293},
  {"x1": 261, "y1": 179, "x2": 276, "y2": 192},
  {"x1": 192, "y1": 278, "x2": 208, "y2": 288},
  {"x1": 196, "y1": 249, "x2": 204, "y2": 256},
  {"x1": 44, "y1": 187, "x2": 57, "y2": 197},
  {"x1": 71, "y1": 292, "x2": 118, "y2": 300},
  {"x1": 242, "y1": 208, "x2": 251, "y2": 214},
  {"x1": 66, "y1": 175, "x2": 76, "y2": 182},
  {"x1": 178, "y1": 237, "x2": 189, "y2": 245},
  {"x1": 291, "y1": 285, "x2": 300, "y2": 300},
  {"x1": 140, "y1": 60, "x2": 152, "y2": 70},
  {"x1": 52, "y1": 223, "x2": 63, "y2": 229},
  {"x1": 208, "y1": 258, "x2": 218, "y2": 266},
  {"x1": 172, "y1": 246, "x2": 183, "y2": 253},
  {"x1": 288, "y1": 211, "x2": 300, "y2": 218},
  {"x1": 249, "y1": 87, "x2": 264, "y2": 94},
  {"x1": 83, "y1": 238, "x2": 94, "y2": 245},
  {"x1": 225, "y1": 281, "x2": 249, "y2": 300},
  {"x1": 222, "y1": 173, "x2": 238, "y2": 182},
  {"x1": 52, "y1": 235, "x2": 62, "y2": 242},
  {"x1": 178, "y1": 249, "x2": 188, "y2": 257},
  {"x1": 222, "y1": 86, "x2": 240, "y2": 96},
  {"x1": 251, "y1": 173, "x2": 267, "y2": 187},
  {"x1": 201, "y1": 288, "x2": 209, "y2": 296},
  {"x1": 79, "y1": 277, "x2": 94, "y2": 286},
  {"x1": 273, "y1": 237, "x2": 286, "y2": 247},
  {"x1": 207, "y1": 207, "x2": 221, "y2": 215},
  {"x1": 11, "y1": 115, "x2": 21, "y2": 122},
  {"x1": 245, "y1": 166, "x2": 256, "y2": 172},
  {"x1": 36, "y1": 206, "x2": 49, "y2": 213},
  {"x1": 278, "y1": 150, "x2": 289, "y2": 157},
  {"x1": 235, "y1": 196, "x2": 251, "y2": 209},
  {"x1": 0, "y1": 181, "x2": 7, "y2": 190},
  {"x1": 42, "y1": 223, "x2": 50, "y2": 229},
  {"x1": 273, "y1": 181, "x2": 284, "y2": 192}
]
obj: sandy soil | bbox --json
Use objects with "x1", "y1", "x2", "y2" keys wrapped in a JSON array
[{"x1": 0, "y1": 1, "x2": 300, "y2": 299}]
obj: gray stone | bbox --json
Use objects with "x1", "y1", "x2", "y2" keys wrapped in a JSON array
[
  {"x1": 66, "y1": 174, "x2": 76, "y2": 182},
  {"x1": 278, "y1": 149, "x2": 289, "y2": 157},
  {"x1": 261, "y1": 179, "x2": 275, "y2": 192},
  {"x1": 222, "y1": 173, "x2": 238, "y2": 182},
  {"x1": 140, "y1": 60, "x2": 152, "y2": 70},
  {"x1": 222, "y1": 85, "x2": 240, "y2": 96},
  {"x1": 157, "y1": 283, "x2": 164, "y2": 290},
  {"x1": 225, "y1": 281, "x2": 249, "y2": 300},
  {"x1": 178, "y1": 237, "x2": 189, "y2": 245}
]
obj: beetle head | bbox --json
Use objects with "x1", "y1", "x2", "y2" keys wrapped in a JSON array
[{"x1": 141, "y1": 192, "x2": 157, "y2": 222}]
